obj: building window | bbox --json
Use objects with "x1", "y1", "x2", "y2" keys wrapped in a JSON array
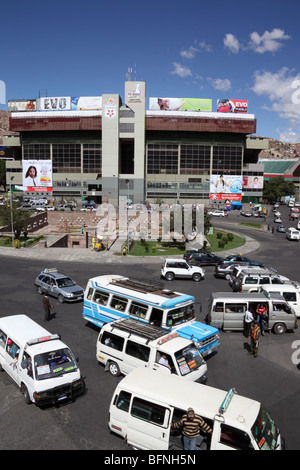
[
  {"x1": 83, "y1": 144, "x2": 102, "y2": 173},
  {"x1": 147, "y1": 144, "x2": 178, "y2": 174},
  {"x1": 23, "y1": 144, "x2": 51, "y2": 160},
  {"x1": 180, "y1": 145, "x2": 211, "y2": 174},
  {"x1": 52, "y1": 144, "x2": 81, "y2": 173},
  {"x1": 212, "y1": 146, "x2": 243, "y2": 174}
]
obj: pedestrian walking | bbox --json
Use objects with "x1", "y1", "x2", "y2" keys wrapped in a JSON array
[
  {"x1": 249, "y1": 321, "x2": 261, "y2": 358},
  {"x1": 42, "y1": 293, "x2": 54, "y2": 322},
  {"x1": 244, "y1": 308, "x2": 254, "y2": 338}
]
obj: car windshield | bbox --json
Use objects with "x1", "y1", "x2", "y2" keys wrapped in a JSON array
[
  {"x1": 56, "y1": 277, "x2": 76, "y2": 288},
  {"x1": 175, "y1": 344, "x2": 205, "y2": 376},
  {"x1": 33, "y1": 347, "x2": 78, "y2": 380},
  {"x1": 166, "y1": 303, "x2": 195, "y2": 326},
  {"x1": 251, "y1": 405, "x2": 279, "y2": 450}
]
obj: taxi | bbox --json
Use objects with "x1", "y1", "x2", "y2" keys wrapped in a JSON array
[{"x1": 34, "y1": 268, "x2": 84, "y2": 303}]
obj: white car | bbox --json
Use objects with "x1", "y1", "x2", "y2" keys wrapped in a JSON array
[
  {"x1": 208, "y1": 210, "x2": 225, "y2": 217},
  {"x1": 46, "y1": 205, "x2": 55, "y2": 211},
  {"x1": 161, "y1": 259, "x2": 205, "y2": 282}
]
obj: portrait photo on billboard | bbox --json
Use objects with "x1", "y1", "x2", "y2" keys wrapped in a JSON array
[
  {"x1": 22, "y1": 160, "x2": 52, "y2": 190},
  {"x1": 243, "y1": 175, "x2": 264, "y2": 189},
  {"x1": 210, "y1": 174, "x2": 243, "y2": 194}
]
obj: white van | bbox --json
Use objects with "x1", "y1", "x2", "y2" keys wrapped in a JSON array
[
  {"x1": 0, "y1": 315, "x2": 85, "y2": 406},
  {"x1": 286, "y1": 227, "x2": 300, "y2": 241},
  {"x1": 108, "y1": 368, "x2": 284, "y2": 450},
  {"x1": 230, "y1": 267, "x2": 289, "y2": 293},
  {"x1": 207, "y1": 292, "x2": 297, "y2": 335},
  {"x1": 97, "y1": 318, "x2": 207, "y2": 383},
  {"x1": 261, "y1": 283, "x2": 300, "y2": 318}
]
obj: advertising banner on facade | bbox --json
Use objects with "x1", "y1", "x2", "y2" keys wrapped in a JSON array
[
  {"x1": 22, "y1": 160, "x2": 53, "y2": 191},
  {"x1": 8, "y1": 99, "x2": 37, "y2": 112},
  {"x1": 149, "y1": 97, "x2": 212, "y2": 111},
  {"x1": 217, "y1": 99, "x2": 248, "y2": 113},
  {"x1": 210, "y1": 174, "x2": 243, "y2": 201},
  {"x1": 37, "y1": 97, "x2": 71, "y2": 111},
  {"x1": 243, "y1": 175, "x2": 264, "y2": 189},
  {"x1": 71, "y1": 96, "x2": 102, "y2": 110}
]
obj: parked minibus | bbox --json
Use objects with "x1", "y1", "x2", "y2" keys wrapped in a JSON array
[{"x1": 108, "y1": 368, "x2": 284, "y2": 450}]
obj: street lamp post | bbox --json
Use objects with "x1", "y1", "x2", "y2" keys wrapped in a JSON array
[{"x1": 10, "y1": 176, "x2": 14, "y2": 247}]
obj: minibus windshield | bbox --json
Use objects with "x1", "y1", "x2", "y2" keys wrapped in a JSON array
[
  {"x1": 166, "y1": 303, "x2": 195, "y2": 326},
  {"x1": 34, "y1": 348, "x2": 78, "y2": 380},
  {"x1": 252, "y1": 405, "x2": 279, "y2": 450},
  {"x1": 175, "y1": 344, "x2": 204, "y2": 376}
]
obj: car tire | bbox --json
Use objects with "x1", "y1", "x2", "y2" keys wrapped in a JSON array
[
  {"x1": 273, "y1": 323, "x2": 286, "y2": 335},
  {"x1": 192, "y1": 273, "x2": 202, "y2": 282},
  {"x1": 21, "y1": 384, "x2": 32, "y2": 404},
  {"x1": 108, "y1": 361, "x2": 121, "y2": 377},
  {"x1": 58, "y1": 294, "x2": 65, "y2": 303},
  {"x1": 165, "y1": 272, "x2": 175, "y2": 281},
  {"x1": 37, "y1": 286, "x2": 43, "y2": 295},
  {"x1": 225, "y1": 274, "x2": 231, "y2": 280}
]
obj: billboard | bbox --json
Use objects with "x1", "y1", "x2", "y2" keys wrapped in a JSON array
[
  {"x1": 217, "y1": 99, "x2": 248, "y2": 113},
  {"x1": 210, "y1": 174, "x2": 243, "y2": 201},
  {"x1": 37, "y1": 97, "x2": 71, "y2": 111},
  {"x1": 8, "y1": 99, "x2": 37, "y2": 112},
  {"x1": 71, "y1": 96, "x2": 102, "y2": 110},
  {"x1": 243, "y1": 175, "x2": 264, "y2": 189},
  {"x1": 149, "y1": 97, "x2": 212, "y2": 112},
  {"x1": 22, "y1": 160, "x2": 53, "y2": 191}
]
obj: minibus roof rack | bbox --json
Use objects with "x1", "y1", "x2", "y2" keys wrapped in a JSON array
[
  {"x1": 112, "y1": 277, "x2": 179, "y2": 297},
  {"x1": 111, "y1": 318, "x2": 169, "y2": 343}
]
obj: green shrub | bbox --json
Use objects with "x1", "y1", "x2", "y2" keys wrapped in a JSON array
[
  {"x1": 227, "y1": 233, "x2": 234, "y2": 242},
  {"x1": 222, "y1": 235, "x2": 228, "y2": 244},
  {"x1": 218, "y1": 239, "x2": 226, "y2": 248},
  {"x1": 216, "y1": 232, "x2": 223, "y2": 239}
]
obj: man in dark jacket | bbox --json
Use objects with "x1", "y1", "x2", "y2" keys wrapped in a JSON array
[{"x1": 42, "y1": 293, "x2": 53, "y2": 322}]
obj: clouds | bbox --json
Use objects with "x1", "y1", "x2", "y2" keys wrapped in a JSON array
[
  {"x1": 252, "y1": 67, "x2": 300, "y2": 141},
  {"x1": 223, "y1": 28, "x2": 291, "y2": 54},
  {"x1": 171, "y1": 63, "x2": 192, "y2": 78}
]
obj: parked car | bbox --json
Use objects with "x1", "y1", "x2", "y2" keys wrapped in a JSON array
[
  {"x1": 274, "y1": 217, "x2": 282, "y2": 223},
  {"x1": 207, "y1": 210, "x2": 225, "y2": 217},
  {"x1": 277, "y1": 224, "x2": 286, "y2": 233},
  {"x1": 82, "y1": 201, "x2": 96, "y2": 208},
  {"x1": 161, "y1": 259, "x2": 205, "y2": 282},
  {"x1": 34, "y1": 268, "x2": 84, "y2": 303},
  {"x1": 222, "y1": 254, "x2": 263, "y2": 267},
  {"x1": 184, "y1": 251, "x2": 224, "y2": 266}
]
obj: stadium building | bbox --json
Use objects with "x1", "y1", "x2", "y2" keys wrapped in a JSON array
[{"x1": 6, "y1": 81, "x2": 268, "y2": 205}]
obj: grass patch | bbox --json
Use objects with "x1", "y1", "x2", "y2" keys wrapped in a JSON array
[
  {"x1": 206, "y1": 231, "x2": 245, "y2": 252},
  {"x1": 129, "y1": 240, "x2": 186, "y2": 256},
  {"x1": 239, "y1": 222, "x2": 263, "y2": 229}
]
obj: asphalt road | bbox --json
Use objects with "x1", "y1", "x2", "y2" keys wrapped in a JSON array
[{"x1": 0, "y1": 203, "x2": 300, "y2": 451}]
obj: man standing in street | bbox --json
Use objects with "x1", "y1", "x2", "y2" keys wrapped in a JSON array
[
  {"x1": 172, "y1": 407, "x2": 212, "y2": 450},
  {"x1": 244, "y1": 308, "x2": 254, "y2": 338},
  {"x1": 250, "y1": 320, "x2": 261, "y2": 358},
  {"x1": 42, "y1": 293, "x2": 54, "y2": 322}
]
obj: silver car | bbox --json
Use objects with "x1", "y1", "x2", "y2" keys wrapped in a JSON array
[{"x1": 34, "y1": 268, "x2": 84, "y2": 303}]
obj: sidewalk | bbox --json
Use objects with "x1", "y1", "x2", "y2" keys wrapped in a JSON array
[{"x1": 0, "y1": 232, "x2": 260, "y2": 264}]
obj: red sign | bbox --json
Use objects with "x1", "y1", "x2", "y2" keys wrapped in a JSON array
[
  {"x1": 27, "y1": 187, "x2": 53, "y2": 192},
  {"x1": 210, "y1": 193, "x2": 242, "y2": 201},
  {"x1": 217, "y1": 99, "x2": 248, "y2": 113}
]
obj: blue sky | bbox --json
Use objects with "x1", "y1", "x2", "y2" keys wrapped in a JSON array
[{"x1": 1, "y1": 0, "x2": 300, "y2": 143}]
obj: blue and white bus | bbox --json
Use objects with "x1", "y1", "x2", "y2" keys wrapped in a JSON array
[{"x1": 83, "y1": 275, "x2": 219, "y2": 357}]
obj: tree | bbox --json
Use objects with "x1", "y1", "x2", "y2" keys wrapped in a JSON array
[
  {"x1": 0, "y1": 202, "x2": 32, "y2": 240},
  {"x1": 0, "y1": 160, "x2": 7, "y2": 191},
  {"x1": 263, "y1": 176, "x2": 295, "y2": 203}
]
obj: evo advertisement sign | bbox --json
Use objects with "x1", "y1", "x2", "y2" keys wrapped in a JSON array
[{"x1": 217, "y1": 99, "x2": 248, "y2": 113}]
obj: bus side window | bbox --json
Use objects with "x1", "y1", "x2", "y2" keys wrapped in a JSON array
[
  {"x1": 111, "y1": 296, "x2": 128, "y2": 311},
  {"x1": 149, "y1": 308, "x2": 164, "y2": 326},
  {"x1": 94, "y1": 290, "x2": 109, "y2": 305},
  {"x1": 0, "y1": 329, "x2": 7, "y2": 349},
  {"x1": 86, "y1": 287, "x2": 94, "y2": 300},
  {"x1": 115, "y1": 390, "x2": 132, "y2": 412},
  {"x1": 129, "y1": 301, "x2": 148, "y2": 319}
]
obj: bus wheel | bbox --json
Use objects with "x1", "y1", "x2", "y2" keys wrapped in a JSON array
[
  {"x1": 273, "y1": 323, "x2": 286, "y2": 335},
  {"x1": 109, "y1": 361, "x2": 121, "y2": 377}
]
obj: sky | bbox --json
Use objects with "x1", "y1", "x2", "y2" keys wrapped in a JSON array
[{"x1": 1, "y1": 0, "x2": 300, "y2": 143}]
